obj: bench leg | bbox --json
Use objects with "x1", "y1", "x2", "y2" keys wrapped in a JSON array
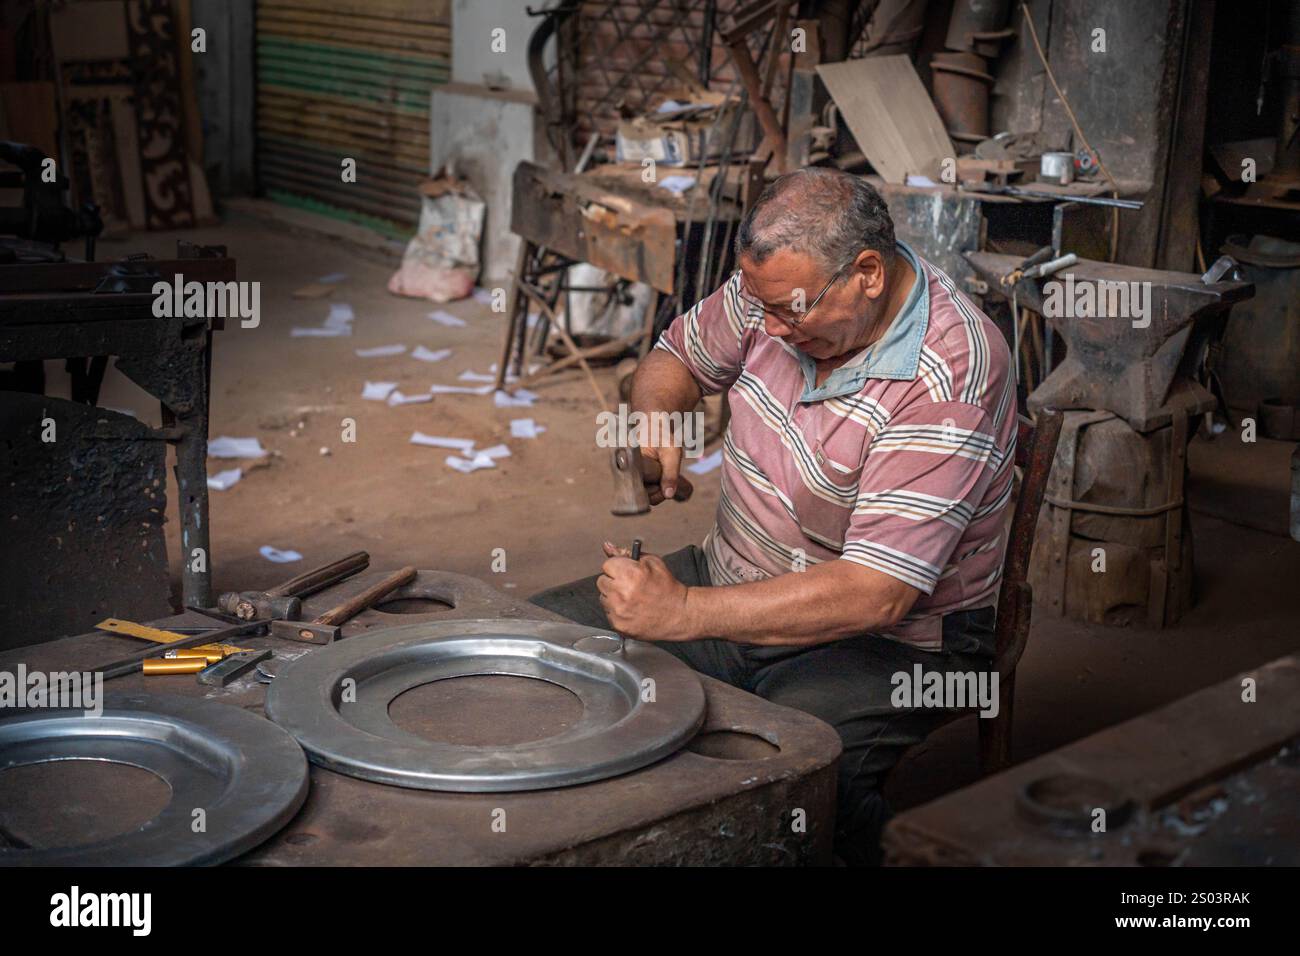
[{"x1": 978, "y1": 670, "x2": 1015, "y2": 775}]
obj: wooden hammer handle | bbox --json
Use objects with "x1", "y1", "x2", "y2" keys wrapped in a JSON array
[
  {"x1": 315, "y1": 566, "x2": 417, "y2": 626},
  {"x1": 641, "y1": 455, "x2": 695, "y2": 501},
  {"x1": 269, "y1": 551, "x2": 370, "y2": 598}
]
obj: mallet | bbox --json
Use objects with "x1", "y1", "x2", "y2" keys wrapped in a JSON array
[
  {"x1": 609, "y1": 447, "x2": 694, "y2": 515},
  {"x1": 270, "y1": 566, "x2": 417, "y2": 645}
]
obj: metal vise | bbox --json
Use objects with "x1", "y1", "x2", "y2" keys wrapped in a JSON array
[{"x1": 966, "y1": 251, "x2": 1255, "y2": 431}]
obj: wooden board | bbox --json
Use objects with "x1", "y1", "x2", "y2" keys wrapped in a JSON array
[
  {"x1": 50, "y1": 0, "x2": 130, "y2": 61},
  {"x1": 816, "y1": 55, "x2": 954, "y2": 185},
  {"x1": 110, "y1": 97, "x2": 147, "y2": 229},
  {"x1": 511, "y1": 162, "x2": 678, "y2": 294},
  {"x1": 0, "y1": 82, "x2": 59, "y2": 159},
  {"x1": 884, "y1": 653, "x2": 1300, "y2": 866}
]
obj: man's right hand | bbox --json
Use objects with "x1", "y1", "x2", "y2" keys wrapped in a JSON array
[{"x1": 641, "y1": 444, "x2": 693, "y2": 505}]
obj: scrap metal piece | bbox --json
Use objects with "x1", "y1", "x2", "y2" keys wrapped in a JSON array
[
  {"x1": 197, "y1": 649, "x2": 273, "y2": 687},
  {"x1": 0, "y1": 394, "x2": 172, "y2": 650},
  {"x1": 265, "y1": 618, "x2": 706, "y2": 792},
  {"x1": 0, "y1": 693, "x2": 308, "y2": 865}
]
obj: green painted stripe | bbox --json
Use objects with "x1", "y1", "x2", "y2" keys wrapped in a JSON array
[
  {"x1": 258, "y1": 81, "x2": 428, "y2": 117},
  {"x1": 258, "y1": 36, "x2": 449, "y2": 79},
  {"x1": 258, "y1": 62, "x2": 441, "y2": 97},
  {"x1": 266, "y1": 189, "x2": 412, "y2": 239},
  {"x1": 257, "y1": 71, "x2": 434, "y2": 111}
]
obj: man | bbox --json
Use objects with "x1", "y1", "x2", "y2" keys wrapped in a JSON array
[{"x1": 531, "y1": 168, "x2": 1015, "y2": 865}]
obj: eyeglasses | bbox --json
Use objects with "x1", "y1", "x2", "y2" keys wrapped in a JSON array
[{"x1": 736, "y1": 258, "x2": 853, "y2": 329}]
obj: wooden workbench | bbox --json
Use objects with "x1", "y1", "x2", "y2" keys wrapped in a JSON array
[
  {"x1": 0, "y1": 569, "x2": 842, "y2": 866},
  {"x1": 884, "y1": 654, "x2": 1300, "y2": 866}
]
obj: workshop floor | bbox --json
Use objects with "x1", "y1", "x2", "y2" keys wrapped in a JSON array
[{"x1": 76, "y1": 210, "x2": 1300, "y2": 816}]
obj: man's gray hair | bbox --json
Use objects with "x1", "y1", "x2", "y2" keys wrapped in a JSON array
[{"x1": 735, "y1": 168, "x2": 896, "y2": 277}]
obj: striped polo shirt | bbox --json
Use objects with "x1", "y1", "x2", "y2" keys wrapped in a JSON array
[{"x1": 655, "y1": 240, "x2": 1016, "y2": 652}]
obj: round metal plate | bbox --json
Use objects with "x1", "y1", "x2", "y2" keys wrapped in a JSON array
[
  {"x1": 0, "y1": 693, "x2": 309, "y2": 866},
  {"x1": 265, "y1": 618, "x2": 707, "y2": 792}
]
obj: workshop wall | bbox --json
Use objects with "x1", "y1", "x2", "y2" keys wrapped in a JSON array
[
  {"x1": 253, "y1": 0, "x2": 452, "y2": 234},
  {"x1": 431, "y1": 0, "x2": 551, "y2": 281},
  {"x1": 191, "y1": 0, "x2": 255, "y2": 197},
  {"x1": 991, "y1": 0, "x2": 1209, "y2": 269}
]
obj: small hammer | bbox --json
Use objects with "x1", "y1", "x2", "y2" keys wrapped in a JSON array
[
  {"x1": 609, "y1": 447, "x2": 694, "y2": 516},
  {"x1": 218, "y1": 550, "x2": 371, "y2": 621},
  {"x1": 270, "y1": 566, "x2": 417, "y2": 645}
]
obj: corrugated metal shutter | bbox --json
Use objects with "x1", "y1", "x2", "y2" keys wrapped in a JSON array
[{"x1": 255, "y1": 0, "x2": 450, "y2": 235}]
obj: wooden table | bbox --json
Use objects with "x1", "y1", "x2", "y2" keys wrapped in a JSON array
[
  {"x1": 884, "y1": 654, "x2": 1300, "y2": 866},
  {"x1": 0, "y1": 569, "x2": 842, "y2": 866}
]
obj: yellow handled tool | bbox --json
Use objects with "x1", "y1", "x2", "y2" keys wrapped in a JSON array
[
  {"x1": 142, "y1": 658, "x2": 210, "y2": 676},
  {"x1": 97, "y1": 618, "x2": 248, "y2": 658}
]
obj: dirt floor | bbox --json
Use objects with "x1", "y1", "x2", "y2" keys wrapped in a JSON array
[{"x1": 72, "y1": 208, "x2": 1300, "y2": 813}]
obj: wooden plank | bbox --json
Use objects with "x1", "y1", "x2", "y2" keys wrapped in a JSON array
[
  {"x1": 259, "y1": 90, "x2": 429, "y2": 133},
  {"x1": 259, "y1": 79, "x2": 428, "y2": 116},
  {"x1": 259, "y1": 138, "x2": 427, "y2": 186},
  {"x1": 816, "y1": 55, "x2": 954, "y2": 185},
  {"x1": 0, "y1": 82, "x2": 59, "y2": 159},
  {"x1": 257, "y1": 104, "x2": 429, "y2": 151},
  {"x1": 0, "y1": 258, "x2": 234, "y2": 295},
  {"x1": 257, "y1": 21, "x2": 451, "y2": 57},
  {"x1": 50, "y1": 0, "x2": 130, "y2": 61},
  {"x1": 257, "y1": 8, "x2": 451, "y2": 41},
  {"x1": 175, "y1": 0, "x2": 213, "y2": 223},
  {"x1": 257, "y1": 59, "x2": 447, "y2": 97},
  {"x1": 257, "y1": 102, "x2": 428, "y2": 145},
  {"x1": 884, "y1": 653, "x2": 1300, "y2": 866},
  {"x1": 258, "y1": 162, "x2": 423, "y2": 214},
  {"x1": 109, "y1": 97, "x2": 146, "y2": 229},
  {"x1": 510, "y1": 161, "x2": 678, "y2": 294},
  {"x1": 256, "y1": 37, "x2": 450, "y2": 82},
  {"x1": 257, "y1": 119, "x2": 428, "y2": 169},
  {"x1": 261, "y1": 0, "x2": 450, "y2": 24},
  {"x1": 257, "y1": 72, "x2": 436, "y2": 113},
  {"x1": 261, "y1": 172, "x2": 418, "y2": 225}
]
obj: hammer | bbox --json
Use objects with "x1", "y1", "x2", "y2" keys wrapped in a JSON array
[
  {"x1": 218, "y1": 550, "x2": 371, "y2": 621},
  {"x1": 609, "y1": 447, "x2": 694, "y2": 516},
  {"x1": 270, "y1": 566, "x2": 417, "y2": 645}
]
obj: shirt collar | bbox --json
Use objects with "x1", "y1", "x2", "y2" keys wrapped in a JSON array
[{"x1": 791, "y1": 239, "x2": 929, "y2": 403}]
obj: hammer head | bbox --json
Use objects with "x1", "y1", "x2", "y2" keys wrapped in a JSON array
[
  {"x1": 269, "y1": 618, "x2": 341, "y2": 645},
  {"x1": 218, "y1": 590, "x2": 301, "y2": 622},
  {"x1": 609, "y1": 446, "x2": 695, "y2": 515},
  {"x1": 610, "y1": 447, "x2": 652, "y2": 515}
]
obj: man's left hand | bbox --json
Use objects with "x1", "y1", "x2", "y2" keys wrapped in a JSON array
[{"x1": 597, "y1": 542, "x2": 695, "y2": 642}]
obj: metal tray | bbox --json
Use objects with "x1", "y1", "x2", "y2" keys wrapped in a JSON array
[
  {"x1": 265, "y1": 618, "x2": 707, "y2": 792},
  {"x1": 0, "y1": 692, "x2": 309, "y2": 865}
]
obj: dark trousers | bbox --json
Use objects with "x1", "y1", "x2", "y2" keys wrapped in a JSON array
[{"x1": 529, "y1": 545, "x2": 996, "y2": 866}]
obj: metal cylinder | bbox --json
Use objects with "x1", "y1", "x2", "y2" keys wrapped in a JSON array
[
  {"x1": 945, "y1": 0, "x2": 1013, "y2": 56},
  {"x1": 1040, "y1": 152, "x2": 1076, "y2": 185},
  {"x1": 931, "y1": 51, "x2": 994, "y2": 145}
]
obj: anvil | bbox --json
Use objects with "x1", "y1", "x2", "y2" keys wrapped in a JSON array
[{"x1": 966, "y1": 252, "x2": 1254, "y2": 431}]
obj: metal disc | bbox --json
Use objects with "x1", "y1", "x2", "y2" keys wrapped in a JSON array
[
  {"x1": 0, "y1": 692, "x2": 309, "y2": 866},
  {"x1": 265, "y1": 618, "x2": 706, "y2": 792}
]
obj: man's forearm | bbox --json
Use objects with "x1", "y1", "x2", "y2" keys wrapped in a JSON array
[
  {"x1": 681, "y1": 559, "x2": 919, "y2": 647},
  {"x1": 630, "y1": 349, "x2": 702, "y2": 417}
]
